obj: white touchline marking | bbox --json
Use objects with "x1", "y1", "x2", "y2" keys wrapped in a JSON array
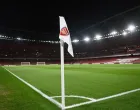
[
  {"x1": 96, "y1": 88, "x2": 140, "y2": 102},
  {"x1": 51, "y1": 95, "x2": 97, "y2": 101},
  {"x1": 65, "y1": 88, "x2": 140, "y2": 109},
  {"x1": 3, "y1": 67, "x2": 62, "y2": 109}
]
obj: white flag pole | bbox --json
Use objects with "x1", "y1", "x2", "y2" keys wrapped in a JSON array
[{"x1": 60, "y1": 39, "x2": 65, "y2": 110}]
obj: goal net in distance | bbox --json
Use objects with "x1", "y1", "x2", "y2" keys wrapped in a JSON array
[
  {"x1": 36, "y1": 62, "x2": 46, "y2": 65},
  {"x1": 21, "y1": 62, "x2": 30, "y2": 65}
]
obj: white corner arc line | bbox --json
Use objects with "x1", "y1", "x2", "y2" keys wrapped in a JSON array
[
  {"x1": 65, "y1": 88, "x2": 140, "y2": 109},
  {"x1": 51, "y1": 95, "x2": 97, "y2": 101},
  {"x1": 3, "y1": 67, "x2": 62, "y2": 109}
]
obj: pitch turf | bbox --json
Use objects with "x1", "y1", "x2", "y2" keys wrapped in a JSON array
[{"x1": 0, "y1": 64, "x2": 140, "y2": 110}]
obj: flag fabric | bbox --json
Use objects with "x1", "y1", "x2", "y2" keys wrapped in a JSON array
[{"x1": 59, "y1": 16, "x2": 74, "y2": 57}]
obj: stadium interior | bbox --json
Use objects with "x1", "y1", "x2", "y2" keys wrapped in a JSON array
[
  {"x1": 0, "y1": 30, "x2": 140, "y2": 65},
  {"x1": 0, "y1": 6, "x2": 140, "y2": 66},
  {"x1": 0, "y1": 3, "x2": 140, "y2": 110}
]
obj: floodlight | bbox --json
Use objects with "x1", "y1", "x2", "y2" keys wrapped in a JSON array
[
  {"x1": 17, "y1": 37, "x2": 21, "y2": 40},
  {"x1": 122, "y1": 31, "x2": 127, "y2": 36},
  {"x1": 95, "y1": 34, "x2": 102, "y2": 40},
  {"x1": 127, "y1": 25, "x2": 136, "y2": 32},
  {"x1": 84, "y1": 37, "x2": 90, "y2": 42},
  {"x1": 110, "y1": 31, "x2": 117, "y2": 35},
  {"x1": 73, "y1": 39, "x2": 79, "y2": 43}
]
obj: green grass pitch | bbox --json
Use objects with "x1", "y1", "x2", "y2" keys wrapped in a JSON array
[{"x1": 0, "y1": 64, "x2": 140, "y2": 110}]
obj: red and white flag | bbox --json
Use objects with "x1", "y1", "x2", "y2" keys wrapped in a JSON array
[{"x1": 59, "y1": 16, "x2": 74, "y2": 57}]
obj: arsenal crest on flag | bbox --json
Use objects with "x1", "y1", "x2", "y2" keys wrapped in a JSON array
[{"x1": 59, "y1": 16, "x2": 74, "y2": 57}]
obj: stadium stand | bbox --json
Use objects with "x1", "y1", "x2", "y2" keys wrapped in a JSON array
[
  {"x1": 0, "y1": 24, "x2": 140, "y2": 65},
  {"x1": 0, "y1": 39, "x2": 140, "y2": 65},
  {"x1": 0, "y1": 5, "x2": 140, "y2": 65},
  {"x1": 132, "y1": 58, "x2": 140, "y2": 64}
]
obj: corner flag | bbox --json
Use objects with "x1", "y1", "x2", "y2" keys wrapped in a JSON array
[
  {"x1": 59, "y1": 16, "x2": 74, "y2": 57},
  {"x1": 59, "y1": 16, "x2": 74, "y2": 110}
]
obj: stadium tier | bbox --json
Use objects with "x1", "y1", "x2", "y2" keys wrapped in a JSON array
[{"x1": 0, "y1": 33, "x2": 140, "y2": 65}]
